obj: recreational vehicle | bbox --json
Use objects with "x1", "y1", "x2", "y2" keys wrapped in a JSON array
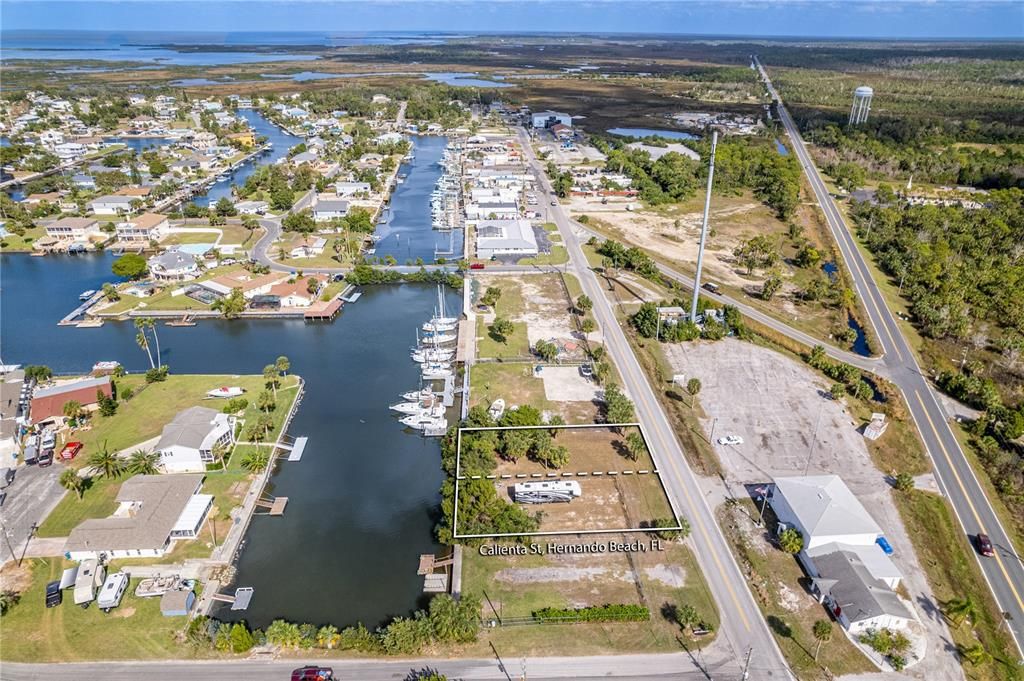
[{"x1": 73, "y1": 558, "x2": 106, "y2": 608}]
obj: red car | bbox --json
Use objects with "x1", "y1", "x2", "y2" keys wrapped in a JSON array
[
  {"x1": 469, "y1": 263, "x2": 485, "y2": 270},
  {"x1": 291, "y1": 667, "x2": 334, "y2": 681},
  {"x1": 60, "y1": 442, "x2": 83, "y2": 460},
  {"x1": 976, "y1": 533, "x2": 995, "y2": 557}
]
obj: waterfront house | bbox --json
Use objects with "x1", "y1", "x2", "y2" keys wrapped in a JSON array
[
  {"x1": 226, "y1": 131, "x2": 256, "y2": 148},
  {"x1": 334, "y1": 181, "x2": 372, "y2": 198},
  {"x1": 269, "y1": 275, "x2": 326, "y2": 307},
  {"x1": 156, "y1": 406, "x2": 236, "y2": 473},
  {"x1": 23, "y1": 192, "x2": 63, "y2": 206},
  {"x1": 208, "y1": 270, "x2": 287, "y2": 300},
  {"x1": 191, "y1": 131, "x2": 218, "y2": 150},
  {"x1": 116, "y1": 186, "x2": 153, "y2": 199},
  {"x1": 54, "y1": 142, "x2": 86, "y2": 160},
  {"x1": 30, "y1": 376, "x2": 113, "y2": 425},
  {"x1": 117, "y1": 213, "x2": 169, "y2": 243},
  {"x1": 313, "y1": 198, "x2": 349, "y2": 222},
  {"x1": 64, "y1": 474, "x2": 213, "y2": 561},
  {"x1": 289, "y1": 237, "x2": 327, "y2": 258},
  {"x1": 90, "y1": 194, "x2": 136, "y2": 216},
  {"x1": 148, "y1": 249, "x2": 200, "y2": 282},
  {"x1": 235, "y1": 200, "x2": 268, "y2": 215},
  {"x1": 375, "y1": 132, "x2": 404, "y2": 145},
  {"x1": 475, "y1": 219, "x2": 539, "y2": 259},
  {"x1": 290, "y1": 150, "x2": 318, "y2": 166},
  {"x1": 45, "y1": 217, "x2": 102, "y2": 242}
]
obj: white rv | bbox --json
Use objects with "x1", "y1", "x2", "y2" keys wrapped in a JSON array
[
  {"x1": 73, "y1": 558, "x2": 106, "y2": 608},
  {"x1": 97, "y1": 571, "x2": 129, "y2": 612},
  {"x1": 514, "y1": 480, "x2": 582, "y2": 504}
]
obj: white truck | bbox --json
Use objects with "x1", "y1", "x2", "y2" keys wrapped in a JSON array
[
  {"x1": 73, "y1": 559, "x2": 106, "y2": 608},
  {"x1": 97, "y1": 571, "x2": 129, "y2": 612}
]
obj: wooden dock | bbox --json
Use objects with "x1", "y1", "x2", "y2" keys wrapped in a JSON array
[
  {"x1": 254, "y1": 495, "x2": 288, "y2": 516},
  {"x1": 58, "y1": 291, "x2": 104, "y2": 326},
  {"x1": 418, "y1": 553, "x2": 454, "y2": 593},
  {"x1": 304, "y1": 299, "x2": 342, "y2": 322}
]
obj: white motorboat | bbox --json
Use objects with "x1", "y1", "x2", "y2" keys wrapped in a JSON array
[
  {"x1": 79, "y1": 290, "x2": 97, "y2": 301},
  {"x1": 401, "y1": 387, "x2": 435, "y2": 402},
  {"x1": 400, "y1": 414, "x2": 448, "y2": 431},
  {"x1": 488, "y1": 398, "x2": 506, "y2": 421},
  {"x1": 390, "y1": 401, "x2": 445, "y2": 417},
  {"x1": 206, "y1": 386, "x2": 245, "y2": 399}
]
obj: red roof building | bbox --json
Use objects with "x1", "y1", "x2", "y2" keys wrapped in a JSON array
[{"x1": 30, "y1": 376, "x2": 112, "y2": 424}]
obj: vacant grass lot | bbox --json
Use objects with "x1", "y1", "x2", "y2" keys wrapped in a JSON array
[
  {"x1": 475, "y1": 317, "x2": 531, "y2": 359},
  {"x1": 1, "y1": 558, "x2": 196, "y2": 662},
  {"x1": 0, "y1": 225, "x2": 48, "y2": 252},
  {"x1": 460, "y1": 538, "x2": 718, "y2": 656},
  {"x1": 469, "y1": 363, "x2": 599, "y2": 423}
]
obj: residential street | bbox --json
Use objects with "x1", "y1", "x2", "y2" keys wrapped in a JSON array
[
  {"x1": 0, "y1": 464, "x2": 65, "y2": 564},
  {"x1": 755, "y1": 56, "x2": 1024, "y2": 654}
]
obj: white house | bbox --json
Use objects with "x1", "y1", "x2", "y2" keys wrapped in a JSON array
[
  {"x1": 771, "y1": 476, "x2": 884, "y2": 551},
  {"x1": 89, "y1": 195, "x2": 137, "y2": 216},
  {"x1": 116, "y1": 212, "x2": 169, "y2": 242},
  {"x1": 289, "y1": 236, "x2": 327, "y2": 258},
  {"x1": 475, "y1": 219, "x2": 539, "y2": 259},
  {"x1": 191, "y1": 131, "x2": 218, "y2": 150},
  {"x1": 313, "y1": 198, "x2": 349, "y2": 222},
  {"x1": 531, "y1": 110, "x2": 572, "y2": 129},
  {"x1": 64, "y1": 474, "x2": 213, "y2": 561},
  {"x1": 45, "y1": 217, "x2": 102, "y2": 241},
  {"x1": 228, "y1": 200, "x2": 263, "y2": 216},
  {"x1": 147, "y1": 249, "x2": 199, "y2": 282},
  {"x1": 54, "y1": 142, "x2": 86, "y2": 160},
  {"x1": 334, "y1": 181, "x2": 372, "y2": 198},
  {"x1": 156, "y1": 406, "x2": 236, "y2": 473}
]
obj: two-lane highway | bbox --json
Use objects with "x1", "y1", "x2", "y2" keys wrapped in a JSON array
[
  {"x1": 520, "y1": 128, "x2": 794, "y2": 679},
  {"x1": 755, "y1": 57, "x2": 1024, "y2": 654}
]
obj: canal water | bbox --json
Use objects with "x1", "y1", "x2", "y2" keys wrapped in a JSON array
[
  {"x1": 191, "y1": 109, "x2": 303, "y2": 208},
  {"x1": 373, "y1": 136, "x2": 464, "y2": 264}
]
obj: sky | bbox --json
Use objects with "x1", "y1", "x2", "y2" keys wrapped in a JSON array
[{"x1": 2, "y1": 0, "x2": 1023, "y2": 40}]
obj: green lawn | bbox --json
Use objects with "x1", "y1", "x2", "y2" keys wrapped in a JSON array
[
  {"x1": 37, "y1": 476, "x2": 120, "y2": 537},
  {"x1": 0, "y1": 558, "x2": 199, "y2": 662},
  {"x1": 518, "y1": 245, "x2": 568, "y2": 266},
  {"x1": 0, "y1": 225, "x2": 47, "y2": 252},
  {"x1": 476, "y1": 317, "x2": 530, "y2": 360}
]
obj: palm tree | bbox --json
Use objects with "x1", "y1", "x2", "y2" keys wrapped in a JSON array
[
  {"x1": 126, "y1": 449, "x2": 160, "y2": 475},
  {"x1": 87, "y1": 442, "x2": 125, "y2": 480},
  {"x1": 211, "y1": 442, "x2": 230, "y2": 469},
  {"x1": 257, "y1": 390, "x2": 276, "y2": 413},
  {"x1": 240, "y1": 449, "x2": 270, "y2": 473},
  {"x1": 961, "y1": 642, "x2": 992, "y2": 666},
  {"x1": 275, "y1": 356, "x2": 290, "y2": 376},
  {"x1": 62, "y1": 400, "x2": 83, "y2": 422},
  {"x1": 315, "y1": 624, "x2": 340, "y2": 649},
  {"x1": 59, "y1": 468, "x2": 86, "y2": 500},
  {"x1": 134, "y1": 319, "x2": 155, "y2": 369},
  {"x1": 812, "y1": 619, "x2": 832, "y2": 661},
  {"x1": 624, "y1": 431, "x2": 646, "y2": 461},
  {"x1": 944, "y1": 596, "x2": 979, "y2": 627},
  {"x1": 263, "y1": 365, "x2": 279, "y2": 398}
]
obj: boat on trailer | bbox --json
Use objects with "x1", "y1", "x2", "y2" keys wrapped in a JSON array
[{"x1": 206, "y1": 386, "x2": 245, "y2": 399}]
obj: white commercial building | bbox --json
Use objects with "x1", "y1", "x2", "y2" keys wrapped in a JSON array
[
  {"x1": 531, "y1": 111, "x2": 572, "y2": 129},
  {"x1": 475, "y1": 219, "x2": 539, "y2": 259}
]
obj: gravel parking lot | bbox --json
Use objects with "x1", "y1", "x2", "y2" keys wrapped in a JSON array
[
  {"x1": 665, "y1": 338, "x2": 963, "y2": 681},
  {"x1": 0, "y1": 464, "x2": 66, "y2": 563}
]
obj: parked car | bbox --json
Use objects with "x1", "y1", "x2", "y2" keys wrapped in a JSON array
[
  {"x1": 60, "y1": 442, "x2": 83, "y2": 461},
  {"x1": 875, "y1": 536, "x2": 894, "y2": 555},
  {"x1": 976, "y1": 532, "x2": 995, "y2": 557},
  {"x1": 23, "y1": 444, "x2": 38, "y2": 465},
  {"x1": 291, "y1": 667, "x2": 334, "y2": 681},
  {"x1": 45, "y1": 580, "x2": 62, "y2": 608},
  {"x1": 469, "y1": 263, "x2": 485, "y2": 270},
  {"x1": 550, "y1": 199, "x2": 558, "y2": 206},
  {"x1": 38, "y1": 449, "x2": 54, "y2": 468},
  {"x1": 702, "y1": 282, "x2": 721, "y2": 294},
  {"x1": 717, "y1": 435, "x2": 744, "y2": 446},
  {"x1": 579, "y1": 364, "x2": 594, "y2": 380},
  {"x1": 40, "y1": 432, "x2": 55, "y2": 450}
]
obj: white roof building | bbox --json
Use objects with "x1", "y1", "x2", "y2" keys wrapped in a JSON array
[
  {"x1": 771, "y1": 475, "x2": 882, "y2": 550},
  {"x1": 147, "y1": 249, "x2": 199, "y2": 282},
  {"x1": 156, "y1": 406, "x2": 236, "y2": 473},
  {"x1": 475, "y1": 219, "x2": 539, "y2": 260}
]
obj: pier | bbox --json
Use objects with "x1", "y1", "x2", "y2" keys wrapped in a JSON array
[{"x1": 57, "y1": 291, "x2": 104, "y2": 326}]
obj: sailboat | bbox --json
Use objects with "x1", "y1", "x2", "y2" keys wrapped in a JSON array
[
  {"x1": 423, "y1": 285, "x2": 458, "y2": 332},
  {"x1": 421, "y1": 362, "x2": 453, "y2": 380}
]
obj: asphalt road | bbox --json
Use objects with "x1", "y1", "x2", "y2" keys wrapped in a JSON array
[
  {"x1": 518, "y1": 128, "x2": 794, "y2": 680},
  {"x1": 755, "y1": 56, "x2": 1024, "y2": 654},
  {"x1": 0, "y1": 463, "x2": 65, "y2": 564},
  {"x1": 0, "y1": 653, "x2": 739, "y2": 681}
]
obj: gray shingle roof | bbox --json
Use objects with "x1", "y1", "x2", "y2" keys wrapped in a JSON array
[
  {"x1": 156, "y1": 406, "x2": 220, "y2": 451},
  {"x1": 64, "y1": 474, "x2": 204, "y2": 553},
  {"x1": 813, "y1": 549, "x2": 912, "y2": 623}
]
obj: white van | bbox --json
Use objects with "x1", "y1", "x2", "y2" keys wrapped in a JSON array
[
  {"x1": 97, "y1": 572, "x2": 129, "y2": 612},
  {"x1": 73, "y1": 559, "x2": 106, "y2": 608}
]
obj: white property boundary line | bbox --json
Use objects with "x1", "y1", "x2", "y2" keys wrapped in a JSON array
[{"x1": 453, "y1": 422, "x2": 684, "y2": 539}]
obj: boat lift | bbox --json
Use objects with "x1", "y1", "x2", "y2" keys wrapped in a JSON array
[
  {"x1": 418, "y1": 553, "x2": 454, "y2": 594},
  {"x1": 210, "y1": 586, "x2": 254, "y2": 611}
]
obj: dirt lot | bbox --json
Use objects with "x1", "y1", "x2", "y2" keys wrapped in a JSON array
[
  {"x1": 540, "y1": 365, "x2": 601, "y2": 403},
  {"x1": 666, "y1": 338, "x2": 963, "y2": 681},
  {"x1": 477, "y1": 426, "x2": 655, "y2": 477},
  {"x1": 475, "y1": 273, "x2": 583, "y2": 348}
]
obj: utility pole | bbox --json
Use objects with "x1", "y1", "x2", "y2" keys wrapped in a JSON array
[
  {"x1": 741, "y1": 646, "x2": 753, "y2": 681},
  {"x1": 690, "y1": 131, "x2": 718, "y2": 323}
]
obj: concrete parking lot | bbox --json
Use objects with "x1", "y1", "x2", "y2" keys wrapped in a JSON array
[
  {"x1": 665, "y1": 338, "x2": 963, "y2": 681},
  {"x1": 0, "y1": 464, "x2": 66, "y2": 564}
]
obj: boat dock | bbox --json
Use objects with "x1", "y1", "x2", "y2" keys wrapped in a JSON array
[
  {"x1": 280, "y1": 436, "x2": 308, "y2": 462},
  {"x1": 304, "y1": 299, "x2": 342, "y2": 321},
  {"x1": 254, "y1": 495, "x2": 288, "y2": 516},
  {"x1": 340, "y1": 285, "x2": 362, "y2": 303},
  {"x1": 58, "y1": 291, "x2": 104, "y2": 326}
]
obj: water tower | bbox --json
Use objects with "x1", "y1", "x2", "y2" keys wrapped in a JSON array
[{"x1": 849, "y1": 86, "x2": 873, "y2": 125}]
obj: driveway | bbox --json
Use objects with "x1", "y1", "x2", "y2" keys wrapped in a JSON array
[{"x1": 0, "y1": 464, "x2": 66, "y2": 564}]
